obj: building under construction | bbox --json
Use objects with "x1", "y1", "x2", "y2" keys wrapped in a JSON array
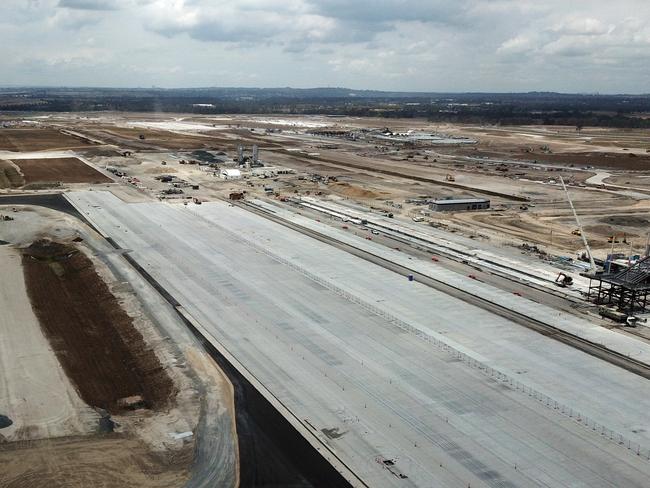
[{"x1": 588, "y1": 256, "x2": 650, "y2": 314}]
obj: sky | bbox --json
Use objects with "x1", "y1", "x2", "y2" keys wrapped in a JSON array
[{"x1": 1, "y1": 0, "x2": 649, "y2": 93}]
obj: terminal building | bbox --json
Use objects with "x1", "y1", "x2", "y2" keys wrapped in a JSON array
[{"x1": 430, "y1": 198, "x2": 490, "y2": 212}]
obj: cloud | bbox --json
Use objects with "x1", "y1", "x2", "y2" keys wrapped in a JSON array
[
  {"x1": 143, "y1": 1, "x2": 298, "y2": 42},
  {"x1": 140, "y1": 0, "x2": 417, "y2": 46},
  {"x1": 497, "y1": 11, "x2": 650, "y2": 64},
  {"x1": 306, "y1": 0, "x2": 468, "y2": 24},
  {"x1": 58, "y1": 0, "x2": 121, "y2": 10},
  {"x1": 1, "y1": 0, "x2": 650, "y2": 92},
  {"x1": 554, "y1": 17, "x2": 611, "y2": 36}
]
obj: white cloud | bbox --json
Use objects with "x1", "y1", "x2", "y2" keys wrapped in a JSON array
[
  {"x1": 554, "y1": 17, "x2": 611, "y2": 36},
  {"x1": 0, "y1": 0, "x2": 649, "y2": 92},
  {"x1": 58, "y1": 0, "x2": 121, "y2": 10}
]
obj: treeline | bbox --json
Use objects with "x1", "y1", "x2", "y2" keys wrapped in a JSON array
[{"x1": 1, "y1": 87, "x2": 650, "y2": 128}]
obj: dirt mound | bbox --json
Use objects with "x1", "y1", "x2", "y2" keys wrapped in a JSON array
[
  {"x1": 0, "y1": 160, "x2": 25, "y2": 188},
  {"x1": 22, "y1": 240, "x2": 175, "y2": 413},
  {"x1": 329, "y1": 182, "x2": 379, "y2": 199}
]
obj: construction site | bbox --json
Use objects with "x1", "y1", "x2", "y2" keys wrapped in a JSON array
[{"x1": 2, "y1": 112, "x2": 650, "y2": 487}]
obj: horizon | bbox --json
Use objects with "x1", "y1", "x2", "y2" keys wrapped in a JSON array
[{"x1": 1, "y1": 85, "x2": 649, "y2": 97}]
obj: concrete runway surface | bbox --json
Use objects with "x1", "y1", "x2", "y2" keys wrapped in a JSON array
[{"x1": 67, "y1": 190, "x2": 650, "y2": 488}]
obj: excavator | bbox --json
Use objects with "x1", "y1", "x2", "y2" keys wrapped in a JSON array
[{"x1": 554, "y1": 272, "x2": 574, "y2": 287}]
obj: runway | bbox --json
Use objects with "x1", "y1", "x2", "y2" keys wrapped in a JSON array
[{"x1": 67, "y1": 190, "x2": 650, "y2": 487}]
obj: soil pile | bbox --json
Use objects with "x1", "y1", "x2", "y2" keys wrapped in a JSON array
[
  {"x1": 329, "y1": 182, "x2": 379, "y2": 199},
  {"x1": 0, "y1": 160, "x2": 25, "y2": 188},
  {"x1": 22, "y1": 240, "x2": 174, "y2": 413}
]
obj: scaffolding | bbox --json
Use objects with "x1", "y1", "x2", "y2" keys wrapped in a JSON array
[{"x1": 588, "y1": 256, "x2": 650, "y2": 313}]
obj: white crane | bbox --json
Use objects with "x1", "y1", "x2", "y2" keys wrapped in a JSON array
[{"x1": 560, "y1": 176, "x2": 597, "y2": 274}]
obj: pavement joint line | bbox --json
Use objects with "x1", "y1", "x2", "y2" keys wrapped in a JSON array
[
  {"x1": 248, "y1": 199, "x2": 650, "y2": 375},
  {"x1": 175, "y1": 306, "x2": 370, "y2": 488},
  {"x1": 225, "y1": 200, "x2": 650, "y2": 462},
  {"x1": 64, "y1": 193, "x2": 368, "y2": 488}
]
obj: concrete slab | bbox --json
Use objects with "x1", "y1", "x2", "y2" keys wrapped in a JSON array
[{"x1": 66, "y1": 190, "x2": 650, "y2": 488}]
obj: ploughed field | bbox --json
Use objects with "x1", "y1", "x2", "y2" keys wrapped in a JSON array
[{"x1": 21, "y1": 240, "x2": 174, "y2": 413}]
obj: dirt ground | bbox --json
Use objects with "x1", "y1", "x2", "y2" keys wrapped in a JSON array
[
  {"x1": 11, "y1": 157, "x2": 111, "y2": 185},
  {"x1": 328, "y1": 182, "x2": 380, "y2": 199},
  {"x1": 0, "y1": 204, "x2": 238, "y2": 487},
  {"x1": 0, "y1": 245, "x2": 98, "y2": 443},
  {"x1": 0, "y1": 129, "x2": 90, "y2": 152},
  {"x1": 22, "y1": 240, "x2": 175, "y2": 413},
  {"x1": 442, "y1": 125, "x2": 650, "y2": 170},
  {"x1": 0, "y1": 160, "x2": 25, "y2": 188},
  {"x1": 0, "y1": 435, "x2": 192, "y2": 488},
  {"x1": 3, "y1": 113, "x2": 649, "y2": 258},
  {"x1": 79, "y1": 127, "x2": 234, "y2": 151}
]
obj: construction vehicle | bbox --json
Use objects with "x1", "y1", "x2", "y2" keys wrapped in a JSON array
[
  {"x1": 608, "y1": 233, "x2": 627, "y2": 244},
  {"x1": 560, "y1": 176, "x2": 597, "y2": 275},
  {"x1": 445, "y1": 174, "x2": 455, "y2": 182},
  {"x1": 598, "y1": 306, "x2": 628, "y2": 322},
  {"x1": 571, "y1": 229, "x2": 582, "y2": 236},
  {"x1": 554, "y1": 272, "x2": 574, "y2": 287}
]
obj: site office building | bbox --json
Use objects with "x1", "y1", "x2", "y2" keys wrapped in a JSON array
[{"x1": 430, "y1": 198, "x2": 490, "y2": 212}]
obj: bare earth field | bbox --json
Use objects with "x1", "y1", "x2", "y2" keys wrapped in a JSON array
[
  {"x1": 0, "y1": 129, "x2": 90, "y2": 152},
  {"x1": 80, "y1": 127, "x2": 233, "y2": 151},
  {"x1": 0, "y1": 435, "x2": 191, "y2": 488},
  {"x1": 22, "y1": 240, "x2": 175, "y2": 413},
  {"x1": 3, "y1": 117, "x2": 649, "y2": 257},
  {"x1": 0, "y1": 246, "x2": 97, "y2": 443},
  {"x1": 11, "y1": 157, "x2": 111, "y2": 185},
  {"x1": 0, "y1": 205, "x2": 234, "y2": 488}
]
